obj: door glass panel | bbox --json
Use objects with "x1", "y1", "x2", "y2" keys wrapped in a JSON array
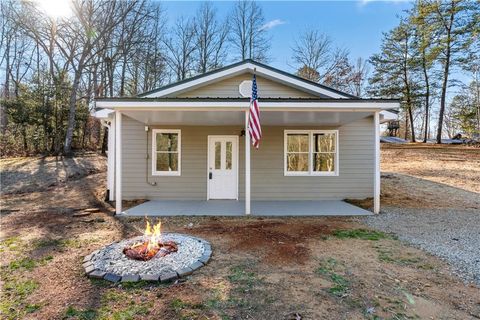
[
  {"x1": 215, "y1": 141, "x2": 221, "y2": 169},
  {"x1": 226, "y1": 141, "x2": 232, "y2": 170}
]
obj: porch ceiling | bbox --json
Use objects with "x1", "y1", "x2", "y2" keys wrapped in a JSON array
[{"x1": 121, "y1": 110, "x2": 373, "y2": 126}]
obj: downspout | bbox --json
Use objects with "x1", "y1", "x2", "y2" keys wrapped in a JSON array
[{"x1": 145, "y1": 126, "x2": 157, "y2": 186}]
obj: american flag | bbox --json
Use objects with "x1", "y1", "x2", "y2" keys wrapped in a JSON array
[{"x1": 248, "y1": 74, "x2": 262, "y2": 148}]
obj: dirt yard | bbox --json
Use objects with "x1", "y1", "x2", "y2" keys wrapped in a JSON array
[{"x1": 1, "y1": 146, "x2": 479, "y2": 320}]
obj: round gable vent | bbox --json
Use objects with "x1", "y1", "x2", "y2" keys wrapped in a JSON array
[{"x1": 239, "y1": 80, "x2": 253, "y2": 98}]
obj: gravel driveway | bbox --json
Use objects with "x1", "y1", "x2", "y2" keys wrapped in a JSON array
[{"x1": 365, "y1": 206, "x2": 480, "y2": 286}]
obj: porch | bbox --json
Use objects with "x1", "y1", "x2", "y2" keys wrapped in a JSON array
[
  {"x1": 96, "y1": 98, "x2": 392, "y2": 216},
  {"x1": 122, "y1": 200, "x2": 372, "y2": 216}
]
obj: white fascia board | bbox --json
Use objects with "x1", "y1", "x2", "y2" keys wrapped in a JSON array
[
  {"x1": 251, "y1": 64, "x2": 349, "y2": 98},
  {"x1": 380, "y1": 110, "x2": 398, "y2": 123},
  {"x1": 93, "y1": 108, "x2": 114, "y2": 119},
  {"x1": 143, "y1": 62, "x2": 351, "y2": 99},
  {"x1": 144, "y1": 64, "x2": 249, "y2": 98},
  {"x1": 96, "y1": 100, "x2": 399, "y2": 111}
]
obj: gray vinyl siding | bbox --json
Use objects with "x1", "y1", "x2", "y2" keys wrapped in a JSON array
[
  {"x1": 121, "y1": 115, "x2": 374, "y2": 200},
  {"x1": 175, "y1": 74, "x2": 322, "y2": 99}
]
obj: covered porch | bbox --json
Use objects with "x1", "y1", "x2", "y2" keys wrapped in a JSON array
[
  {"x1": 96, "y1": 98, "x2": 388, "y2": 216},
  {"x1": 122, "y1": 200, "x2": 372, "y2": 216}
]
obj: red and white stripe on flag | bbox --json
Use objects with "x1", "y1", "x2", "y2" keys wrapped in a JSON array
[{"x1": 248, "y1": 74, "x2": 261, "y2": 148}]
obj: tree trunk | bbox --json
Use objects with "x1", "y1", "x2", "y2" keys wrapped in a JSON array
[
  {"x1": 408, "y1": 105, "x2": 416, "y2": 142},
  {"x1": 436, "y1": 8, "x2": 454, "y2": 144},
  {"x1": 63, "y1": 70, "x2": 83, "y2": 155},
  {"x1": 422, "y1": 57, "x2": 430, "y2": 143},
  {"x1": 120, "y1": 54, "x2": 127, "y2": 96}
]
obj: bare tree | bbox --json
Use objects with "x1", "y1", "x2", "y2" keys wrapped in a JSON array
[
  {"x1": 164, "y1": 17, "x2": 196, "y2": 81},
  {"x1": 194, "y1": 2, "x2": 229, "y2": 73},
  {"x1": 16, "y1": 0, "x2": 139, "y2": 154},
  {"x1": 349, "y1": 57, "x2": 370, "y2": 97},
  {"x1": 230, "y1": 0, "x2": 270, "y2": 62},
  {"x1": 291, "y1": 30, "x2": 331, "y2": 81}
]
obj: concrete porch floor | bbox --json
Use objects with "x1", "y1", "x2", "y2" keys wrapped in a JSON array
[{"x1": 122, "y1": 200, "x2": 372, "y2": 216}]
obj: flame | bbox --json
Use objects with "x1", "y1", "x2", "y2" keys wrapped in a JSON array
[
  {"x1": 145, "y1": 220, "x2": 161, "y2": 251},
  {"x1": 123, "y1": 218, "x2": 178, "y2": 261}
]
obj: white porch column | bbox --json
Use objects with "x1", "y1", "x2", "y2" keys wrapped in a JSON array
[
  {"x1": 115, "y1": 111, "x2": 122, "y2": 214},
  {"x1": 374, "y1": 111, "x2": 380, "y2": 214},
  {"x1": 107, "y1": 116, "x2": 115, "y2": 201},
  {"x1": 245, "y1": 110, "x2": 251, "y2": 215}
]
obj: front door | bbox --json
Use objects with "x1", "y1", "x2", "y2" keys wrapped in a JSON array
[{"x1": 208, "y1": 136, "x2": 238, "y2": 199}]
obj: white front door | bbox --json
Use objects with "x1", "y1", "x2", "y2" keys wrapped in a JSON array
[{"x1": 208, "y1": 136, "x2": 238, "y2": 199}]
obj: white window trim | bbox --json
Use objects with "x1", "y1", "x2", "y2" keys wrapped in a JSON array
[
  {"x1": 284, "y1": 130, "x2": 339, "y2": 177},
  {"x1": 152, "y1": 129, "x2": 181, "y2": 176}
]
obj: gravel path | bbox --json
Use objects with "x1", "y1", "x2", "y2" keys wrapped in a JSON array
[{"x1": 364, "y1": 206, "x2": 480, "y2": 286}]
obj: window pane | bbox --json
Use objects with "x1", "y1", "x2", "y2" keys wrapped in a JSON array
[
  {"x1": 287, "y1": 153, "x2": 308, "y2": 172},
  {"x1": 156, "y1": 133, "x2": 178, "y2": 152},
  {"x1": 156, "y1": 153, "x2": 178, "y2": 172},
  {"x1": 313, "y1": 153, "x2": 335, "y2": 172},
  {"x1": 226, "y1": 141, "x2": 232, "y2": 170},
  {"x1": 287, "y1": 134, "x2": 309, "y2": 152},
  {"x1": 313, "y1": 133, "x2": 335, "y2": 152},
  {"x1": 215, "y1": 142, "x2": 221, "y2": 169}
]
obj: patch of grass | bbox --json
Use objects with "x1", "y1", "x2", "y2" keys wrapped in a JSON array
[
  {"x1": 34, "y1": 238, "x2": 64, "y2": 248},
  {"x1": 328, "y1": 273, "x2": 349, "y2": 297},
  {"x1": 332, "y1": 229, "x2": 389, "y2": 241},
  {"x1": 34, "y1": 237, "x2": 99, "y2": 250},
  {"x1": 4, "y1": 279, "x2": 38, "y2": 297},
  {"x1": 315, "y1": 258, "x2": 350, "y2": 298},
  {"x1": 25, "y1": 304, "x2": 41, "y2": 313},
  {"x1": 120, "y1": 280, "x2": 156, "y2": 290},
  {"x1": 101, "y1": 290, "x2": 129, "y2": 303},
  {"x1": 376, "y1": 246, "x2": 427, "y2": 268},
  {"x1": 109, "y1": 303, "x2": 150, "y2": 320},
  {"x1": 315, "y1": 258, "x2": 339, "y2": 275},
  {"x1": 64, "y1": 306, "x2": 97, "y2": 320},
  {"x1": 8, "y1": 257, "x2": 36, "y2": 271},
  {"x1": 227, "y1": 265, "x2": 257, "y2": 292},
  {"x1": 6, "y1": 255, "x2": 54, "y2": 272},
  {"x1": 0, "y1": 236, "x2": 22, "y2": 252},
  {"x1": 170, "y1": 298, "x2": 205, "y2": 312},
  {"x1": 0, "y1": 278, "x2": 40, "y2": 320}
]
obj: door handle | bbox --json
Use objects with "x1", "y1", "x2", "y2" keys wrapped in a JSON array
[{"x1": 209, "y1": 172, "x2": 213, "y2": 180}]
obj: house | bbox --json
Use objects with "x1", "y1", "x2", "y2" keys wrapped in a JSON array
[{"x1": 95, "y1": 60, "x2": 398, "y2": 216}]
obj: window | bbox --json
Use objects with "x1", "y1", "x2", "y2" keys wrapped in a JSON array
[
  {"x1": 284, "y1": 130, "x2": 338, "y2": 176},
  {"x1": 152, "y1": 129, "x2": 181, "y2": 176}
]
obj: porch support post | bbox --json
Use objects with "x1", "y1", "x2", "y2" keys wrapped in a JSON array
[
  {"x1": 245, "y1": 110, "x2": 251, "y2": 215},
  {"x1": 107, "y1": 116, "x2": 115, "y2": 201},
  {"x1": 115, "y1": 111, "x2": 122, "y2": 214},
  {"x1": 374, "y1": 111, "x2": 380, "y2": 214}
]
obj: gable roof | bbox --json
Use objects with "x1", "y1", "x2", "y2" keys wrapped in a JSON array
[{"x1": 138, "y1": 59, "x2": 357, "y2": 99}]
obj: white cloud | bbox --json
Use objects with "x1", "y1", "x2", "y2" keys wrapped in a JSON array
[
  {"x1": 260, "y1": 19, "x2": 286, "y2": 31},
  {"x1": 358, "y1": 0, "x2": 411, "y2": 6}
]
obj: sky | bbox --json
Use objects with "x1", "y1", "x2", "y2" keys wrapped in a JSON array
[{"x1": 161, "y1": 0, "x2": 413, "y2": 72}]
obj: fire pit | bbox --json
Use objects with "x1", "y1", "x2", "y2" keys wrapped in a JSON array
[{"x1": 83, "y1": 220, "x2": 211, "y2": 283}]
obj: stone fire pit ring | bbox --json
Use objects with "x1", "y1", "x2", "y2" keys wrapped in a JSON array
[{"x1": 83, "y1": 233, "x2": 211, "y2": 283}]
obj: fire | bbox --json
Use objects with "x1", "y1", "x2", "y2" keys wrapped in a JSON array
[
  {"x1": 123, "y1": 219, "x2": 178, "y2": 261},
  {"x1": 145, "y1": 220, "x2": 162, "y2": 251}
]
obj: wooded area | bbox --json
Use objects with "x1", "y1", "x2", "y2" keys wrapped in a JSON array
[{"x1": 0, "y1": 0, "x2": 479, "y2": 156}]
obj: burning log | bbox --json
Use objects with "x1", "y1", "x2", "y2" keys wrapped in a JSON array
[
  {"x1": 122, "y1": 219, "x2": 178, "y2": 261},
  {"x1": 123, "y1": 240, "x2": 178, "y2": 261}
]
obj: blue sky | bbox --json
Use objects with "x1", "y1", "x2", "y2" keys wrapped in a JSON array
[{"x1": 162, "y1": 1, "x2": 413, "y2": 72}]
